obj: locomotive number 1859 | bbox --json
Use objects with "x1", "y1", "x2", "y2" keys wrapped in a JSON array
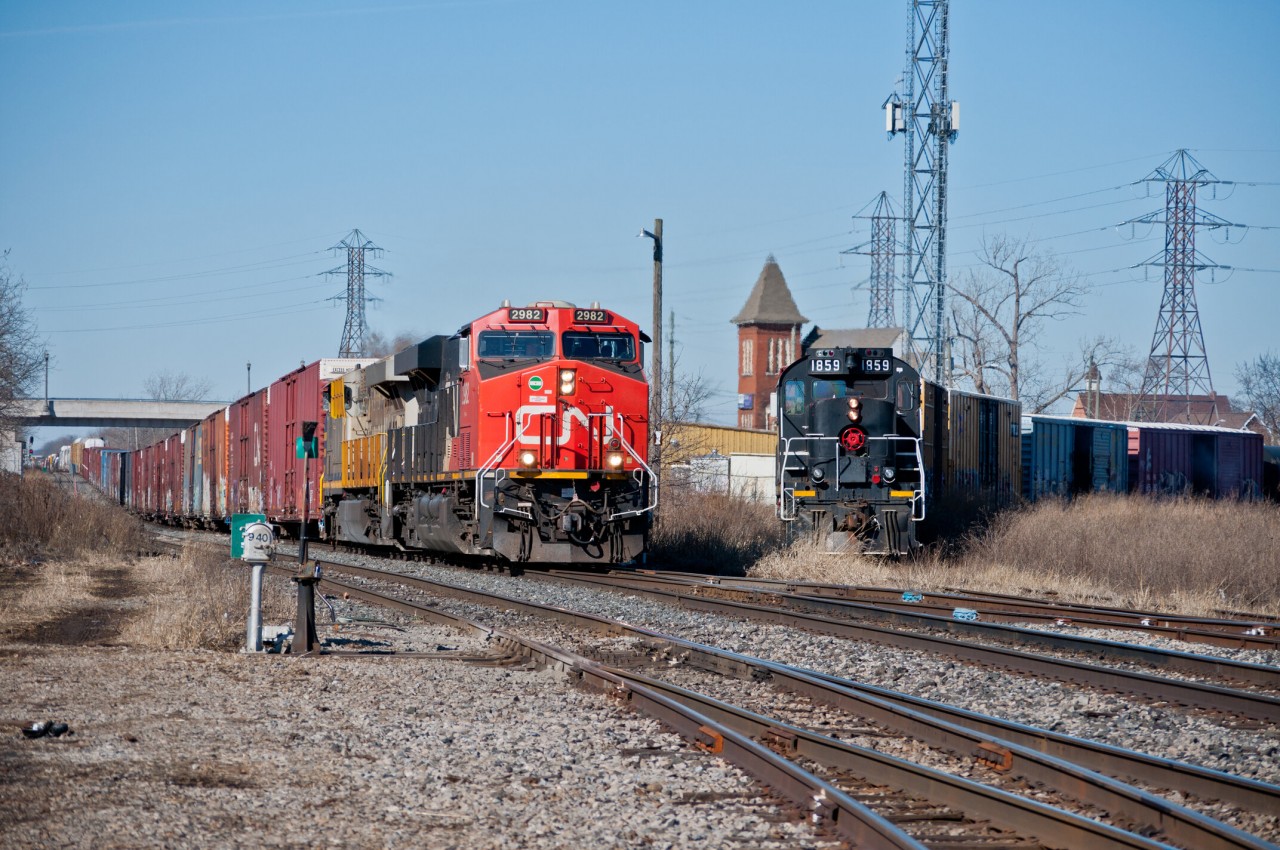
[
  {"x1": 862, "y1": 357, "x2": 892, "y2": 374},
  {"x1": 810, "y1": 358, "x2": 842, "y2": 374}
]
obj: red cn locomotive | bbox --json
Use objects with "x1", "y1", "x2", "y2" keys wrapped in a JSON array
[{"x1": 323, "y1": 300, "x2": 654, "y2": 564}]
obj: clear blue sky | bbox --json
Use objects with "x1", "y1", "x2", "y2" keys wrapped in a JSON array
[{"x1": 3, "y1": 1, "x2": 1278, "y2": 439}]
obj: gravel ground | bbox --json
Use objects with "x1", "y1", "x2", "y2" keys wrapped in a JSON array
[
  {"x1": 327, "y1": 554, "x2": 1280, "y2": 842},
  {"x1": 0, "y1": 595, "x2": 841, "y2": 849}
]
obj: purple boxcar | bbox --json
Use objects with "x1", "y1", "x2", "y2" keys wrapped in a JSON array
[{"x1": 1127, "y1": 422, "x2": 1264, "y2": 498}]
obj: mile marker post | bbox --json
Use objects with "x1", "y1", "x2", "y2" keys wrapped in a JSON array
[{"x1": 239, "y1": 521, "x2": 275, "y2": 652}]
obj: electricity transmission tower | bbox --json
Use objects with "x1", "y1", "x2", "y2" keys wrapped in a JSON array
[
  {"x1": 325, "y1": 229, "x2": 390, "y2": 358},
  {"x1": 841, "y1": 191, "x2": 899, "y2": 327},
  {"x1": 884, "y1": 0, "x2": 958, "y2": 381},
  {"x1": 1123, "y1": 150, "x2": 1238, "y2": 424}
]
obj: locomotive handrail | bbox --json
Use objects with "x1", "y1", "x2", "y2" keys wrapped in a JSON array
[
  {"x1": 778, "y1": 433, "x2": 925, "y2": 523},
  {"x1": 476, "y1": 413, "x2": 516, "y2": 510},
  {"x1": 595, "y1": 409, "x2": 656, "y2": 520}
]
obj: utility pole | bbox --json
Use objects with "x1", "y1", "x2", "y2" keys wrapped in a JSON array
[
  {"x1": 43, "y1": 351, "x2": 49, "y2": 406},
  {"x1": 324, "y1": 229, "x2": 391, "y2": 358},
  {"x1": 246, "y1": 361, "x2": 252, "y2": 396},
  {"x1": 884, "y1": 0, "x2": 958, "y2": 381},
  {"x1": 667, "y1": 309, "x2": 675, "y2": 422},
  {"x1": 641, "y1": 220, "x2": 663, "y2": 498},
  {"x1": 1121, "y1": 150, "x2": 1238, "y2": 424}
]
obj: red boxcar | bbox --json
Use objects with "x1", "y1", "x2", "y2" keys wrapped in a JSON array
[
  {"x1": 228, "y1": 389, "x2": 268, "y2": 516},
  {"x1": 266, "y1": 359, "x2": 370, "y2": 533},
  {"x1": 198, "y1": 408, "x2": 228, "y2": 526}
]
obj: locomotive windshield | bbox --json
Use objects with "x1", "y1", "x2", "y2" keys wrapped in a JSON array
[
  {"x1": 478, "y1": 330, "x2": 555, "y2": 360},
  {"x1": 562, "y1": 331, "x2": 636, "y2": 362}
]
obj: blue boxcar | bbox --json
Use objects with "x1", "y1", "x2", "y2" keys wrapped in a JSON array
[{"x1": 1021, "y1": 415, "x2": 1128, "y2": 501}]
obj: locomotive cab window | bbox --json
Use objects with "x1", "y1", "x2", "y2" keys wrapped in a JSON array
[
  {"x1": 811, "y1": 380, "x2": 847, "y2": 402},
  {"x1": 478, "y1": 330, "x2": 554, "y2": 360},
  {"x1": 784, "y1": 381, "x2": 806, "y2": 416},
  {"x1": 562, "y1": 331, "x2": 636, "y2": 362},
  {"x1": 896, "y1": 380, "x2": 918, "y2": 412}
]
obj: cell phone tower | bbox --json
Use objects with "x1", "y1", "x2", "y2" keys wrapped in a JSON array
[
  {"x1": 841, "y1": 191, "x2": 899, "y2": 327},
  {"x1": 1124, "y1": 151, "x2": 1238, "y2": 424},
  {"x1": 883, "y1": 0, "x2": 959, "y2": 382},
  {"x1": 324, "y1": 229, "x2": 391, "y2": 358}
]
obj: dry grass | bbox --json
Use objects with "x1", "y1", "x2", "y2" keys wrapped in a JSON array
[
  {"x1": 0, "y1": 471, "x2": 145, "y2": 564},
  {"x1": 649, "y1": 490, "x2": 785, "y2": 576},
  {"x1": 751, "y1": 493, "x2": 1280, "y2": 617},
  {"x1": 119, "y1": 545, "x2": 295, "y2": 651},
  {"x1": 0, "y1": 473, "x2": 294, "y2": 650}
]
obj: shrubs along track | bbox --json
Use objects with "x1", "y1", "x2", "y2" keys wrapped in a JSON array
[
  {"x1": 0, "y1": 471, "x2": 145, "y2": 564},
  {"x1": 754, "y1": 492, "x2": 1280, "y2": 618},
  {"x1": 0, "y1": 472, "x2": 292, "y2": 650}
]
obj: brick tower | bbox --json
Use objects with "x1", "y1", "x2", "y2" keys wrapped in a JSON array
[{"x1": 731, "y1": 255, "x2": 808, "y2": 429}]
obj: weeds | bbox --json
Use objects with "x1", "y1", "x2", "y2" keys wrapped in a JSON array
[
  {"x1": 649, "y1": 490, "x2": 785, "y2": 576},
  {"x1": 0, "y1": 471, "x2": 145, "y2": 563},
  {"x1": 120, "y1": 545, "x2": 295, "y2": 651},
  {"x1": 750, "y1": 492, "x2": 1280, "y2": 617}
]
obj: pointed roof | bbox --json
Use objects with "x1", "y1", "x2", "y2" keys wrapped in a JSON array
[{"x1": 730, "y1": 255, "x2": 808, "y2": 326}]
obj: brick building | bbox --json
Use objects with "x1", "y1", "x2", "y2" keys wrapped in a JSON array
[{"x1": 730, "y1": 256, "x2": 807, "y2": 430}]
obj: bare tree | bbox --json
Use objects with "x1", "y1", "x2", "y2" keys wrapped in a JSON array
[
  {"x1": 101, "y1": 370, "x2": 214, "y2": 449},
  {"x1": 142, "y1": 370, "x2": 213, "y2": 401},
  {"x1": 0, "y1": 252, "x2": 45, "y2": 433},
  {"x1": 1236, "y1": 352, "x2": 1280, "y2": 443},
  {"x1": 950, "y1": 234, "x2": 1120, "y2": 413},
  {"x1": 660, "y1": 354, "x2": 721, "y2": 474}
]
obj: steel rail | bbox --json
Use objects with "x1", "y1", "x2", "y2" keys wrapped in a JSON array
[
  {"x1": 538, "y1": 571, "x2": 1280, "y2": 721},
  {"x1": 311, "y1": 559, "x2": 1279, "y2": 850},
  {"x1": 273, "y1": 564, "x2": 928, "y2": 849},
  {"x1": 562, "y1": 572, "x2": 1280, "y2": 686},
  {"x1": 614, "y1": 668, "x2": 1174, "y2": 850},
  {"x1": 635, "y1": 571, "x2": 1280, "y2": 651}
]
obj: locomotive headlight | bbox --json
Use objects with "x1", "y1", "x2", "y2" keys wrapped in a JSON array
[
  {"x1": 810, "y1": 466, "x2": 825, "y2": 483},
  {"x1": 882, "y1": 466, "x2": 896, "y2": 483},
  {"x1": 517, "y1": 449, "x2": 539, "y2": 469},
  {"x1": 605, "y1": 450, "x2": 625, "y2": 470},
  {"x1": 847, "y1": 396, "x2": 862, "y2": 422},
  {"x1": 558, "y1": 368, "x2": 577, "y2": 396}
]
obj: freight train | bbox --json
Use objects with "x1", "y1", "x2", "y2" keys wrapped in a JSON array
[
  {"x1": 776, "y1": 347, "x2": 1021, "y2": 556},
  {"x1": 78, "y1": 300, "x2": 655, "y2": 566},
  {"x1": 773, "y1": 346, "x2": 1269, "y2": 556},
  {"x1": 321, "y1": 300, "x2": 653, "y2": 563}
]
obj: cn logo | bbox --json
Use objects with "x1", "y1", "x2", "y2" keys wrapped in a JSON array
[{"x1": 515, "y1": 404, "x2": 613, "y2": 446}]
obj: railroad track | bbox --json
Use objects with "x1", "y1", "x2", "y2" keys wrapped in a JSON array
[
  {"x1": 640, "y1": 572, "x2": 1280, "y2": 650},
  {"x1": 304, "y1": 558, "x2": 1279, "y2": 850},
  {"x1": 293, "y1": 563, "x2": 1238, "y2": 850},
  {"x1": 532, "y1": 570, "x2": 1280, "y2": 720}
]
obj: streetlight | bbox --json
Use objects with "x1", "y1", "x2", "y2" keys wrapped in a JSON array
[{"x1": 639, "y1": 220, "x2": 663, "y2": 500}]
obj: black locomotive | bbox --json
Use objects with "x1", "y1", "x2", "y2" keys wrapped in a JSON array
[{"x1": 776, "y1": 347, "x2": 926, "y2": 556}]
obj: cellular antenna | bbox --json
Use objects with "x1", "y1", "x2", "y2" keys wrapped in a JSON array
[{"x1": 884, "y1": 0, "x2": 958, "y2": 382}]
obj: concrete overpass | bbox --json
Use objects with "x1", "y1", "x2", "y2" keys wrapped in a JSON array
[{"x1": 14, "y1": 398, "x2": 229, "y2": 429}]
